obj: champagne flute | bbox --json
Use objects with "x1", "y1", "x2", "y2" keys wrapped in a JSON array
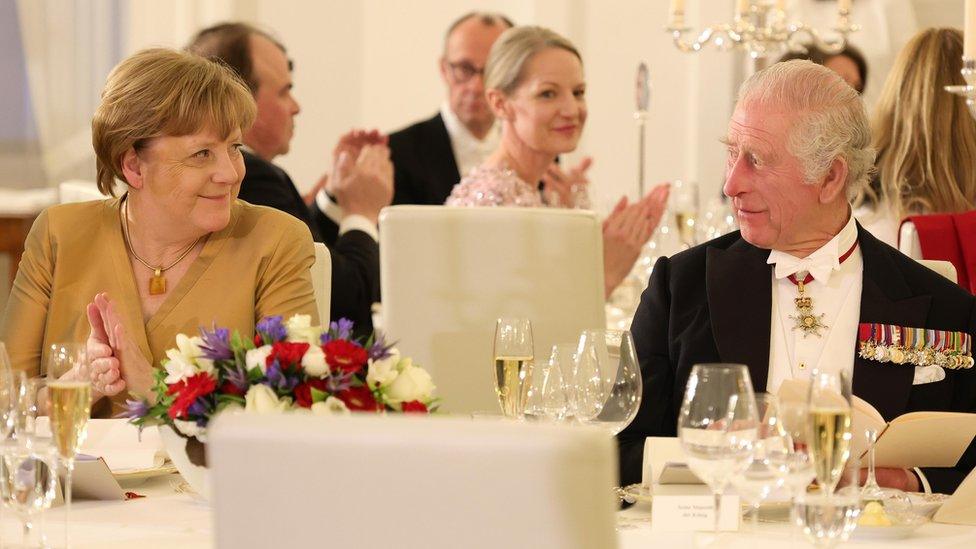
[
  {"x1": 492, "y1": 318, "x2": 534, "y2": 419},
  {"x1": 678, "y1": 363, "x2": 759, "y2": 533},
  {"x1": 807, "y1": 369, "x2": 853, "y2": 496},
  {"x1": 671, "y1": 179, "x2": 699, "y2": 248},
  {"x1": 47, "y1": 343, "x2": 92, "y2": 549}
]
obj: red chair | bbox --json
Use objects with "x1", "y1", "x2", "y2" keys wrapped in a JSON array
[{"x1": 900, "y1": 212, "x2": 976, "y2": 292}]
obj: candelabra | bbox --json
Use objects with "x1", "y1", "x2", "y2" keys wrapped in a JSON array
[
  {"x1": 945, "y1": 58, "x2": 976, "y2": 120},
  {"x1": 667, "y1": 1, "x2": 858, "y2": 61}
]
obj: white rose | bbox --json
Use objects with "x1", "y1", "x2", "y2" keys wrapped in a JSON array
[
  {"x1": 244, "y1": 384, "x2": 289, "y2": 414},
  {"x1": 301, "y1": 345, "x2": 329, "y2": 377},
  {"x1": 365, "y1": 348, "x2": 401, "y2": 389},
  {"x1": 172, "y1": 419, "x2": 208, "y2": 442},
  {"x1": 285, "y1": 314, "x2": 320, "y2": 344},
  {"x1": 384, "y1": 363, "x2": 435, "y2": 405},
  {"x1": 311, "y1": 397, "x2": 350, "y2": 416},
  {"x1": 245, "y1": 345, "x2": 273, "y2": 374},
  {"x1": 163, "y1": 334, "x2": 214, "y2": 383}
]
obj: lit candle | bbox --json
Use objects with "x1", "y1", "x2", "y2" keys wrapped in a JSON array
[
  {"x1": 838, "y1": 0, "x2": 852, "y2": 12},
  {"x1": 736, "y1": 0, "x2": 750, "y2": 18},
  {"x1": 967, "y1": 0, "x2": 976, "y2": 59},
  {"x1": 669, "y1": 0, "x2": 685, "y2": 26}
]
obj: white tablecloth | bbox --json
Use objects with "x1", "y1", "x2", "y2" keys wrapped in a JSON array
[{"x1": 3, "y1": 474, "x2": 974, "y2": 548}]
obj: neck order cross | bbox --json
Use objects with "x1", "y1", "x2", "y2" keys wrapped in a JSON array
[{"x1": 786, "y1": 240, "x2": 859, "y2": 338}]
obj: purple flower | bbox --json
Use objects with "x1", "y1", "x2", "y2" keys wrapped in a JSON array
[
  {"x1": 187, "y1": 398, "x2": 210, "y2": 417},
  {"x1": 367, "y1": 331, "x2": 396, "y2": 361},
  {"x1": 264, "y1": 362, "x2": 299, "y2": 392},
  {"x1": 256, "y1": 316, "x2": 287, "y2": 343},
  {"x1": 116, "y1": 399, "x2": 150, "y2": 420},
  {"x1": 224, "y1": 365, "x2": 249, "y2": 394},
  {"x1": 326, "y1": 370, "x2": 355, "y2": 393},
  {"x1": 199, "y1": 323, "x2": 233, "y2": 361}
]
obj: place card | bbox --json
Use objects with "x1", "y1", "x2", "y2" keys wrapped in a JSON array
[{"x1": 651, "y1": 493, "x2": 740, "y2": 532}]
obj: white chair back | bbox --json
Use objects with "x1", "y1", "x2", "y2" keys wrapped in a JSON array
[
  {"x1": 379, "y1": 205, "x2": 606, "y2": 414},
  {"x1": 311, "y1": 242, "x2": 330, "y2": 323},
  {"x1": 898, "y1": 220, "x2": 923, "y2": 259},
  {"x1": 918, "y1": 259, "x2": 957, "y2": 283},
  {"x1": 58, "y1": 180, "x2": 104, "y2": 204},
  {"x1": 209, "y1": 413, "x2": 618, "y2": 549}
]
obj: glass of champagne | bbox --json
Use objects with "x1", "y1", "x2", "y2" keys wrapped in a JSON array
[
  {"x1": 492, "y1": 318, "x2": 534, "y2": 419},
  {"x1": 47, "y1": 343, "x2": 92, "y2": 549},
  {"x1": 794, "y1": 457, "x2": 862, "y2": 547},
  {"x1": 671, "y1": 179, "x2": 699, "y2": 249},
  {"x1": 807, "y1": 369, "x2": 853, "y2": 496},
  {"x1": 678, "y1": 363, "x2": 759, "y2": 533}
]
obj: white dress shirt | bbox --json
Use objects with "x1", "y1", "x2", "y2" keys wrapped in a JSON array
[
  {"x1": 766, "y1": 213, "x2": 863, "y2": 393},
  {"x1": 439, "y1": 101, "x2": 499, "y2": 179}
]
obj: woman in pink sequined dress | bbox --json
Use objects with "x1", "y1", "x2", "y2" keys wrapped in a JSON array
[{"x1": 445, "y1": 26, "x2": 669, "y2": 297}]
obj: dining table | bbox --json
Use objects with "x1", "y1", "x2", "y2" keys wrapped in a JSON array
[{"x1": 5, "y1": 472, "x2": 974, "y2": 548}]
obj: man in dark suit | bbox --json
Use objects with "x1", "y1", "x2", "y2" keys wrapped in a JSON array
[
  {"x1": 619, "y1": 60, "x2": 976, "y2": 495},
  {"x1": 388, "y1": 12, "x2": 511, "y2": 206},
  {"x1": 187, "y1": 23, "x2": 390, "y2": 334}
]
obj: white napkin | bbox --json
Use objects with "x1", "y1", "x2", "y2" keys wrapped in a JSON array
[
  {"x1": 913, "y1": 365, "x2": 946, "y2": 385},
  {"x1": 36, "y1": 417, "x2": 166, "y2": 472}
]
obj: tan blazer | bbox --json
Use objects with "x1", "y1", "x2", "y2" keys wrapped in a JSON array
[{"x1": 0, "y1": 197, "x2": 318, "y2": 415}]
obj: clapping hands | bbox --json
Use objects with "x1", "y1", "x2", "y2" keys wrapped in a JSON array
[
  {"x1": 84, "y1": 292, "x2": 154, "y2": 401},
  {"x1": 328, "y1": 129, "x2": 393, "y2": 224},
  {"x1": 601, "y1": 184, "x2": 670, "y2": 298}
]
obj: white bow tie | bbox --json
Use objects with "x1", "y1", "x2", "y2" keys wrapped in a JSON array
[{"x1": 767, "y1": 251, "x2": 839, "y2": 283}]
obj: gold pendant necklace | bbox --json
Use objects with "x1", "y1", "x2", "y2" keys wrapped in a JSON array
[
  {"x1": 785, "y1": 239, "x2": 859, "y2": 339},
  {"x1": 120, "y1": 198, "x2": 202, "y2": 295}
]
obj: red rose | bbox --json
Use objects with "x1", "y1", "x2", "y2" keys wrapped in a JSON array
[
  {"x1": 294, "y1": 378, "x2": 329, "y2": 408},
  {"x1": 167, "y1": 373, "x2": 217, "y2": 419},
  {"x1": 401, "y1": 401, "x2": 428, "y2": 414},
  {"x1": 267, "y1": 341, "x2": 309, "y2": 372},
  {"x1": 324, "y1": 340, "x2": 368, "y2": 374},
  {"x1": 219, "y1": 380, "x2": 246, "y2": 397},
  {"x1": 253, "y1": 334, "x2": 263, "y2": 347},
  {"x1": 336, "y1": 386, "x2": 381, "y2": 412}
]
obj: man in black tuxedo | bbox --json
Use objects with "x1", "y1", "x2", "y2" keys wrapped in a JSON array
[
  {"x1": 619, "y1": 60, "x2": 976, "y2": 494},
  {"x1": 388, "y1": 12, "x2": 511, "y2": 205},
  {"x1": 188, "y1": 23, "x2": 390, "y2": 334}
]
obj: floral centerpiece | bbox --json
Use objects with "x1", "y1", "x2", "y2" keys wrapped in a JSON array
[{"x1": 125, "y1": 315, "x2": 436, "y2": 471}]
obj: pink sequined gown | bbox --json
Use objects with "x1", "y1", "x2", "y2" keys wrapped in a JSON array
[{"x1": 445, "y1": 164, "x2": 590, "y2": 209}]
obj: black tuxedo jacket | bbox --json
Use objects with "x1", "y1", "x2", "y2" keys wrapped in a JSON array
[
  {"x1": 239, "y1": 151, "x2": 378, "y2": 334},
  {"x1": 389, "y1": 113, "x2": 460, "y2": 206},
  {"x1": 619, "y1": 225, "x2": 976, "y2": 494}
]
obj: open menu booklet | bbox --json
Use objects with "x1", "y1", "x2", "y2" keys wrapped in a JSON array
[{"x1": 777, "y1": 379, "x2": 976, "y2": 469}]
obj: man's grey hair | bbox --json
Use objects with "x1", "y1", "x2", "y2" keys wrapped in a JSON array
[{"x1": 737, "y1": 59, "x2": 876, "y2": 193}]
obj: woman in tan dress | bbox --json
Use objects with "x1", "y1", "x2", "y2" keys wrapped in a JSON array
[{"x1": 0, "y1": 48, "x2": 317, "y2": 416}]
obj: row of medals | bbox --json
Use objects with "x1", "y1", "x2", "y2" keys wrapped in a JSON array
[{"x1": 858, "y1": 340, "x2": 975, "y2": 370}]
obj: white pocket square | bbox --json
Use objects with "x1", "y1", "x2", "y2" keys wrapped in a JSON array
[{"x1": 913, "y1": 365, "x2": 946, "y2": 385}]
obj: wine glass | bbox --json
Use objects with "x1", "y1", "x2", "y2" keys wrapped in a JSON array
[
  {"x1": 678, "y1": 363, "x2": 759, "y2": 533},
  {"x1": 807, "y1": 369, "x2": 853, "y2": 495},
  {"x1": 794, "y1": 457, "x2": 862, "y2": 547},
  {"x1": 492, "y1": 318, "x2": 534, "y2": 419},
  {"x1": 0, "y1": 343, "x2": 17, "y2": 438},
  {"x1": 524, "y1": 345, "x2": 569, "y2": 421},
  {"x1": 0, "y1": 440, "x2": 59, "y2": 548},
  {"x1": 577, "y1": 330, "x2": 642, "y2": 435},
  {"x1": 549, "y1": 343, "x2": 579, "y2": 419},
  {"x1": 46, "y1": 343, "x2": 92, "y2": 549},
  {"x1": 730, "y1": 393, "x2": 789, "y2": 530}
]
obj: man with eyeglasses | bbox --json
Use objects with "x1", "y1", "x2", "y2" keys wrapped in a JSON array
[{"x1": 387, "y1": 12, "x2": 512, "y2": 205}]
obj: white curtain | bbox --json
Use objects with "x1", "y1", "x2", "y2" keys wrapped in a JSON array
[
  {"x1": 15, "y1": 0, "x2": 122, "y2": 186},
  {"x1": 15, "y1": 0, "x2": 236, "y2": 187}
]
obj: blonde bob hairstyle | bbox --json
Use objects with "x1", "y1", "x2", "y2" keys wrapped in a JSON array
[
  {"x1": 484, "y1": 25, "x2": 581, "y2": 96},
  {"x1": 862, "y1": 28, "x2": 976, "y2": 217},
  {"x1": 92, "y1": 48, "x2": 256, "y2": 196}
]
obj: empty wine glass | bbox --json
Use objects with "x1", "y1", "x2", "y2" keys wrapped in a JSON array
[
  {"x1": 550, "y1": 343, "x2": 579, "y2": 419},
  {"x1": 794, "y1": 457, "x2": 862, "y2": 548},
  {"x1": 807, "y1": 369, "x2": 853, "y2": 495},
  {"x1": 492, "y1": 318, "x2": 534, "y2": 419},
  {"x1": 730, "y1": 393, "x2": 790, "y2": 530},
  {"x1": 574, "y1": 330, "x2": 642, "y2": 435},
  {"x1": 0, "y1": 440, "x2": 59, "y2": 548},
  {"x1": 524, "y1": 346, "x2": 569, "y2": 421},
  {"x1": 678, "y1": 363, "x2": 759, "y2": 533},
  {"x1": 0, "y1": 343, "x2": 16, "y2": 438}
]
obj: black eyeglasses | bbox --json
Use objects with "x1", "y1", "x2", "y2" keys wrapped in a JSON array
[{"x1": 445, "y1": 61, "x2": 485, "y2": 83}]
